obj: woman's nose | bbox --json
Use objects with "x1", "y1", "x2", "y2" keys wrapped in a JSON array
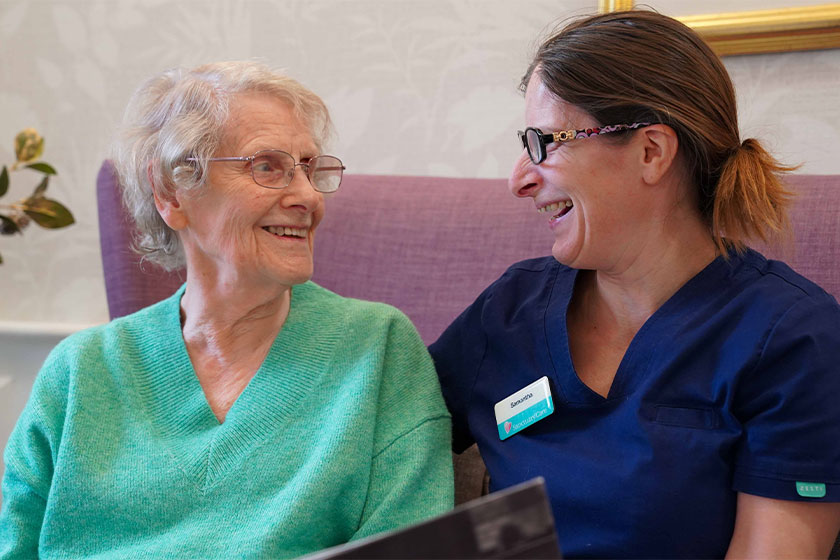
[
  {"x1": 282, "y1": 165, "x2": 322, "y2": 211},
  {"x1": 509, "y1": 150, "x2": 541, "y2": 199}
]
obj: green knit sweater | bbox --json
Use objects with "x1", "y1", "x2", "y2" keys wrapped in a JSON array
[{"x1": 0, "y1": 282, "x2": 454, "y2": 559}]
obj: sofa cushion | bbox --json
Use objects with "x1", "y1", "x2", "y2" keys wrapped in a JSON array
[{"x1": 312, "y1": 174, "x2": 546, "y2": 343}]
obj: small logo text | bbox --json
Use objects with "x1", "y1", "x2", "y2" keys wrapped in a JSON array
[{"x1": 796, "y1": 482, "x2": 826, "y2": 498}]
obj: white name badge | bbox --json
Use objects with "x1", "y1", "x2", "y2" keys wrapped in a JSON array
[{"x1": 494, "y1": 376, "x2": 554, "y2": 440}]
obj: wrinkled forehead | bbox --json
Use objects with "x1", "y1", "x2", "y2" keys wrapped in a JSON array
[{"x1": 219, "y1": 92, "x2": 318, "y2": 155}]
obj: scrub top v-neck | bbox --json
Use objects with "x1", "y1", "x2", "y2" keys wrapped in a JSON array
[
  {"x1": 430, "y1": 250, "x2": 840, "y2": 559},
  {"x1": 544, "y1": 255, "x2": 731, "y2": 404}
]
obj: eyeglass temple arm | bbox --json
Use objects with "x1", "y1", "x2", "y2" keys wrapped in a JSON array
[
  {"x1": 185, "y1": 157, "x2": 345, "y2": 170},
  {"x1": 551, "y1": 130, "x2": 576, "y2": 142},
  {"x1": 185, "y1": 156, "x2": 252, "y2": 163}
]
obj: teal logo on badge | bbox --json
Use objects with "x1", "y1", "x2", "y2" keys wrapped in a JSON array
[{"x1": 796, "y1": 482, "x2": 826, "y2": 498}]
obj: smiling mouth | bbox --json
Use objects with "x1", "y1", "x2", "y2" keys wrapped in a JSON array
[
  {"x1": 262, "y1": 226, "x2": 307, "y2": 239},
  {"x1": 538, "y1": 200, "x2": 573, "y2": 220}
]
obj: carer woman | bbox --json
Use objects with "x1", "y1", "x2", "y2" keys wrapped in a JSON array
[
  {"x1": 430, "y1": 11, "x2": 840, "y2": 559},
  {"x1": 0, "y1": 61, "x2": 453, "y2": 559}
]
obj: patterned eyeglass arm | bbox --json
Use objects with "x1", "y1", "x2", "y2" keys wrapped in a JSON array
[{"x1": 563, "y1": 122, "x2": 652, "y2": 142}]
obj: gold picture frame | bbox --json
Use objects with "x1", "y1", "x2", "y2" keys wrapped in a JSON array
[{"x1": 599, "y1": 1, "x2": 840, "y2": 56}]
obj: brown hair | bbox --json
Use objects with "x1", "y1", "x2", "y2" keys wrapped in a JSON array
[{"x1": 523, "y1": 10, "x2": 795, "y2": 254}]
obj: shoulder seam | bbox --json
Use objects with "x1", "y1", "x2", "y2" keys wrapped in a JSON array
[
  {"x1": 372, "y1": 414, "x2": 451, "y2": 459},
  {"x1": 746, "y1": 298, "x2": 803, "y2": 381},
  {"x1": 742, "y1": 259, "x2": 814, "y2": 299}
]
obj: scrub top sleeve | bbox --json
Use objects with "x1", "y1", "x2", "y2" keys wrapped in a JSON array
[
  {"x1": 429, "y1": 290, "x2": 490, "y2": 454},
  {"x1": 732, "y1": 293, "x2": 840, "y2": 502}
]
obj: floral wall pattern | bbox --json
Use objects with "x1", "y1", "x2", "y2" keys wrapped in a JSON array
[{"x1": 1, "y1": 0, "x2": 839, "y2": 326}]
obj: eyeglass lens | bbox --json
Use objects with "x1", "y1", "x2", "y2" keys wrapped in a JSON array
[
  {"x1": 524, "y1": 128, "x2": 545, "y2": 164},
  {"x1": 251, "y1": 151, "x2": 343, "y2": 193}
]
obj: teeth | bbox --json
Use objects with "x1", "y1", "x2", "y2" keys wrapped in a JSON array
[
  {"x1": 265, "y1": 226, "x2": 307, "y2": 238},
  {"x1": 538, "y1": 200, "x2": 573, "y2": 213}
]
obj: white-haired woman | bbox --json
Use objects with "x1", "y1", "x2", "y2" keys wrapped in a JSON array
[{"x1": 0, "y1": 61, "x2": 453, "y2": 559}]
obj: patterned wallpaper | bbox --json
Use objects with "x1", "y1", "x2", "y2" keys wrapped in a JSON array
[{"x1": 1, "y1": 0, "x2": 839, "y2": 325}]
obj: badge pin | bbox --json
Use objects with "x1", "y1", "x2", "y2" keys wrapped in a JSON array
[{"x1": 494, "y1": 376, "x2": 554, "y2": 441}]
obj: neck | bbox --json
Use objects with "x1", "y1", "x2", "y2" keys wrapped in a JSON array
[
  {"x1": 179, "y1": 273, "x2": 292, "y2": 369},
  {"x1": 583, "y1": 209, "x2": 718, "y2": 336}
]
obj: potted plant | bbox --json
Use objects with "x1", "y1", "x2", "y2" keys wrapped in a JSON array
[{"x1": 0, "y1": 128, "x2": 75, "y2": 264}]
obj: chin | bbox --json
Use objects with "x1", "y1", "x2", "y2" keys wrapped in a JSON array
[
  {"x1": 286, "y1": 267, "x2": 315, "y2": 286},
  {"x1": 551, "y1": 243, "x2": 575, "y2": 268},
  {"x1": 552, "y1": 242, "x2": 595, "y2": 270},
  {"x1": 254, "y1": 268, "x2": 311, "y2": 290},
  {"x1": 275, "y1": 272, "x2": 312, "y2": 287},
  {"x1": 262, "y1": 256, "x2": 314, "y2": 287}
]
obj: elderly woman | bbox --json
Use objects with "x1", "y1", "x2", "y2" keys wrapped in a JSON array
[
  {"x1": 0, "y1": 61, "x2": 453, "y2": 558},
  {"x1": 430, "y1": 11, "x2": 840, "y2": 559}
]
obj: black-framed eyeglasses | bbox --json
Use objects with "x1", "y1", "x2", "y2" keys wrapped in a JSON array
[
  {"x1": 187, "y1": 150, "x2": 346, "y2": 193},
  {"x1": 517, "y1": 122, "x2": 651, "y2": 164}
]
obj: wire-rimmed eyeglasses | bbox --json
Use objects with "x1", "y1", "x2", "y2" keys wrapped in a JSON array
[
  {"x1": 517, "y1": 122, "x2": 651, "y2": 164},
  {"x1": 187, "y1": 150, "x2": 346, "y2": 193}
]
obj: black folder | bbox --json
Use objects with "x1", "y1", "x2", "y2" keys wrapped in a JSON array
[{"x1": 299, "y1": 477, "x2": 561, "y2": 559}]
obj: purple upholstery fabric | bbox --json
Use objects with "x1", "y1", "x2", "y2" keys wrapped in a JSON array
[
  {"x1": 751, "y1": 175, "x2": 840, "y2": 299},
  {"x1": 97, "y1": 161, "x2": 840, "y2": 344},
  {"x1": 311, "y1": 174, "x2": 547, "y2": 343},
  {"x1": 96, "y1": 161, "x2": 184, "y2": 320}
]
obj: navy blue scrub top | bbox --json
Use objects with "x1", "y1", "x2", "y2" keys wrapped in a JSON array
[{"x1": 430, "y1": 250, "x2": 840, "y2": 559}]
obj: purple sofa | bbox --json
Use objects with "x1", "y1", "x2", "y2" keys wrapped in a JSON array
[{"x1": 97, "y1": 163, "x2": 840, "y2": 508}]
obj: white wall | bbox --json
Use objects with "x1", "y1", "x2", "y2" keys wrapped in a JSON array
[{"x1": 1, "y1": 0, "x2": 839, "y2": 495}]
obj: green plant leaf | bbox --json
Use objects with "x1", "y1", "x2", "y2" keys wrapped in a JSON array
[
  {"x1": 26, "y1": 162, "x2": 57, "y2": 175},
  {"x1": 32, "y1": 176, "x2": 49, "y2": 197},
  {"x1": 0, "y1": 251, "x2": 3, "y2": 264},
  {"x1": 15, "y1": 128, "x2": 44, "y2": 164},
  {"x1": 1, "y1": 214, "x2": 21, "y2": 235},
  {"x1": 0, "y1": 165, "x2": 8, "y2": 197},
  {"x1": 22, "y1": 197, "x2": 75, "y2": 229},
  {"x1": 15, "y1": 132, "x2": 26, "y2": 158}
]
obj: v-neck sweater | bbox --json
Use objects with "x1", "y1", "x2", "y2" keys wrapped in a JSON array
[{"x1": 1, "y1": 282, "x2": 453, "y2": 559}]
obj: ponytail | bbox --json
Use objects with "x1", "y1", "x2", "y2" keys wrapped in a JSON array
[{"x1": 712, "y1": 138, "x2": 797, "y2": 256}]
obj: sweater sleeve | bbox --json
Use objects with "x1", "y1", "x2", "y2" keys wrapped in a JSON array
[
  {"x1": 1, "y1": 347, "x2": 68, "y2": 559},
  {"x1": 352, "y1": 418, "x2": 453, "y2": 541},
  {"x1": 351, "y1": 311, "x2": 454, "y2": 541}
]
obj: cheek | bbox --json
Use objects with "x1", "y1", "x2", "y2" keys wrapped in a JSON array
[
  {"x1": 311, "y1": 199, "x2": 326, "y2": 233},
  {"x1": 579, "y1": 179, "x2": 634, "y2": 240},
  {"x1": 207, "y1": 200, "x2": 261, "y2": 253}
]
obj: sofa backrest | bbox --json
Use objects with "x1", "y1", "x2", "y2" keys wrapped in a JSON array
[{"x1": 97, "y1": 162, "x2": 840, "y2": 343}]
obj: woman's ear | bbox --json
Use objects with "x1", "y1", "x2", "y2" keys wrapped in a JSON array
[
  {"x1": 638, "y1": 124, "x2": 680, "y2": 185},
  {"x1": 148, "y1": 163, "x2": 188, "y2": 231}
]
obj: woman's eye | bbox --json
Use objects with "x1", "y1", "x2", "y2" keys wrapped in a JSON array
[{"x1": 253, "y1": 162, "x2": 274, "y2": 173}]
